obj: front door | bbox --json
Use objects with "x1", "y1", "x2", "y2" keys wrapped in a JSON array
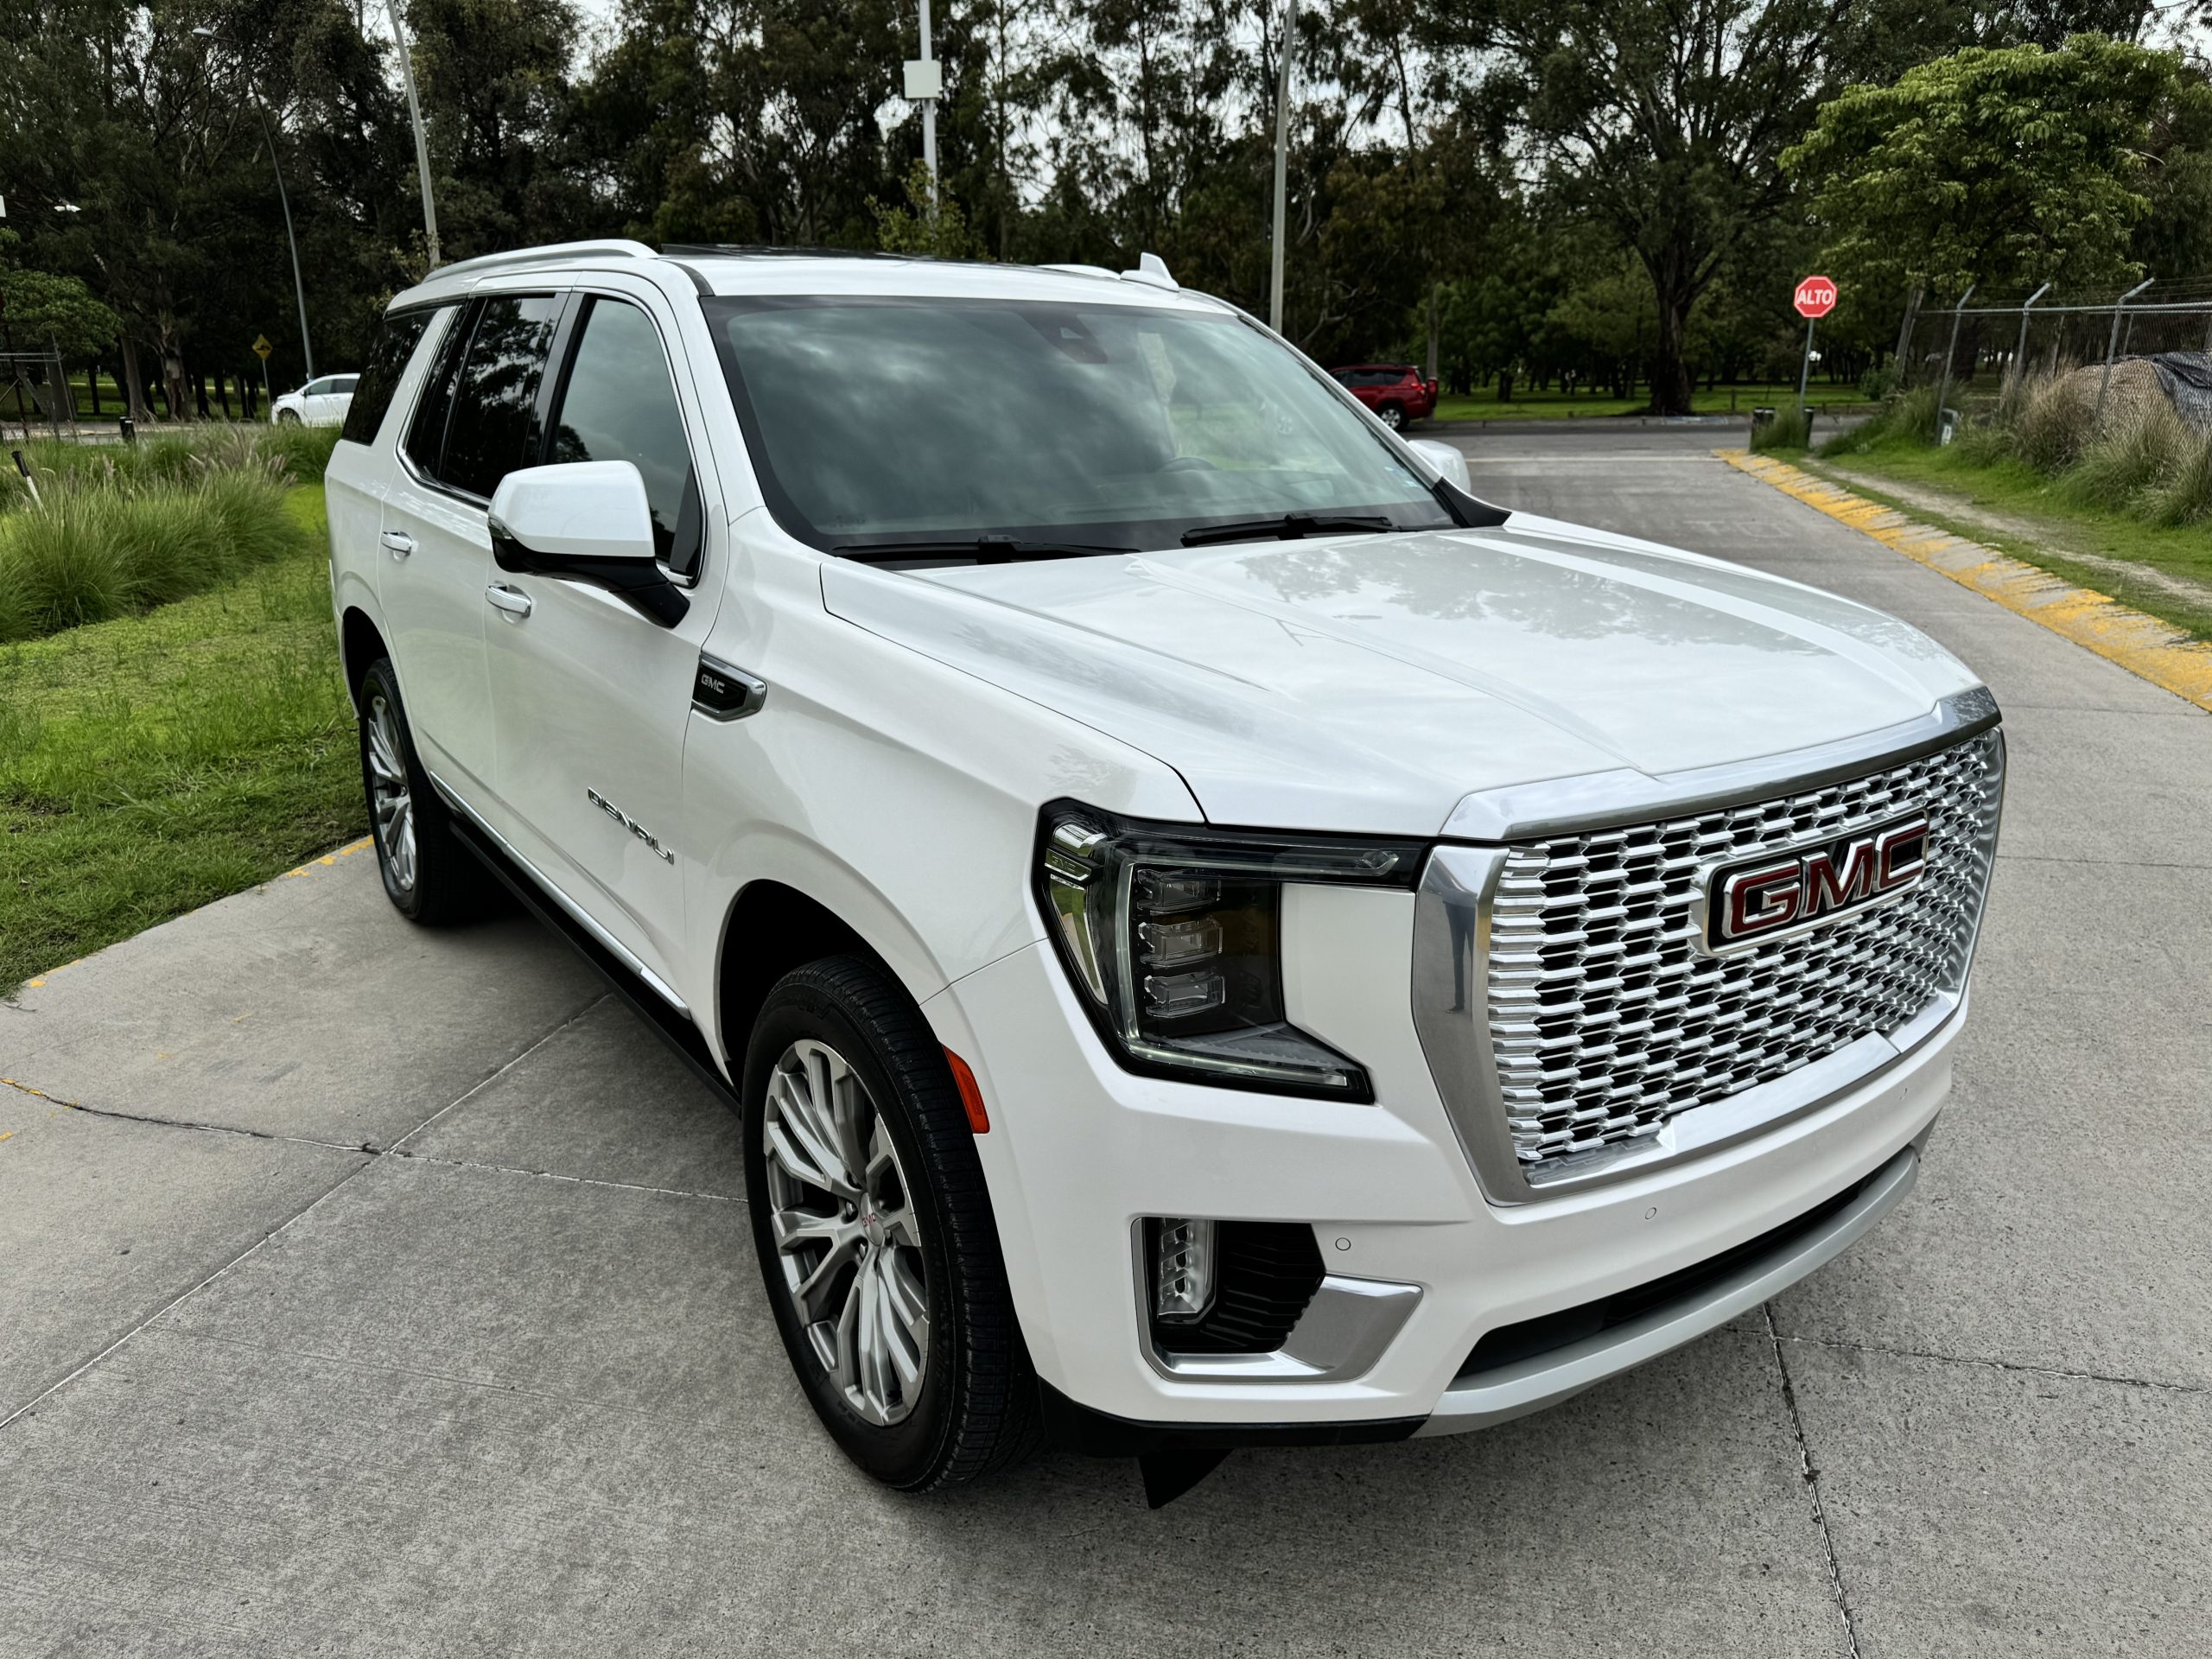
[
  {"x1": 377, "y1": 292, "x2": 564, "y2": 799},
  {"x1": 483, "y1": 288, "x2": 723, "y2": 989}
]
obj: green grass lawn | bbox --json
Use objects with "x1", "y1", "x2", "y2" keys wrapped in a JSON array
[
  {"x1": 1429, "y1": 380, "x2": 1871, "y2": 423},
  {"x1": 0, "y1": 486, "x2": 363, "y2": 993},
  {"x1": 1796, "y1": 443, "x2": 2212, "y2": 641}
]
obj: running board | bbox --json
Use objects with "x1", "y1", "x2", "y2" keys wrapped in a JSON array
[{"x1": 447, "y1": 817, "x2": 739, "y2": 1110}]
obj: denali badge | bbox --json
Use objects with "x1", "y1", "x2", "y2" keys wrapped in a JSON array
[
  {"x1": 1697, "y1": 814, "x2": 1929, "y2": 955},
  {"x1": 587, "y1": 788, "x2": 676, "y2": 865}
]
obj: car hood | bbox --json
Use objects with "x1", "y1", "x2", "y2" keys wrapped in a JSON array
[{"x1": 819, "y1": 514, "x2": 1983, "y2": 836}]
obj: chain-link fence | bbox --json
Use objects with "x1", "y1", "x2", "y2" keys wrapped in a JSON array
[{"x1": 1895, "y1": 279, "x2": 2212, "y2": 418}]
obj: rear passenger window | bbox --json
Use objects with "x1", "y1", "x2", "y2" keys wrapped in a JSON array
[
  {"x1": 435, "y1": 295, "x2": 562, "y2": 499},
  {"x1": 341, "y1": 308, "x2": 437, "y2": 447},
  {"x1": 404, "y1": 306, "x2": 474, "y2": 476},
  {"x1": 547, "y1": 297, "x2": 703, "y2": 577}
]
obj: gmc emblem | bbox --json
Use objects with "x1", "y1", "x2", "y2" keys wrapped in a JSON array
[{"x1": 1698, "y1": 815, "x2": 1930, "y2": 955}]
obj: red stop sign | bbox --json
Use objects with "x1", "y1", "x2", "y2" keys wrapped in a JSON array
[{"x1": 1795, "y1": 276, "x2": 1838, "y2": 319}]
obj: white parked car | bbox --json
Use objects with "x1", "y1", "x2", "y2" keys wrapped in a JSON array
[
  {"x1": 325, "y1": 241, "x2": 2003, "y2": 1504},
  {"x1": 272, "y1": 373, "x2": 358, "y2": 426}
]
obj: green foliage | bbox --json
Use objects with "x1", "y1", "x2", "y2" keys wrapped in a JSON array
[
  {"x1": 0, "y1": 230, "x2": 121, "y2": 359},
  {"x1": 1785, "y1": 36, "x2": 2211, "y2": 300},
  {"x1": 0, "y1": 454, "x2": 312, "y2": 641},
  {"x1": 1820, "y1": 385, "x2": 1941, "y2": 455},
  {"x1": 0, "y1": 488, "x2": 359, "y2": 993},
  {"x1": 2145, "y1": 435, "x2": 2212, "y2": 528},
  {"x1": 2058, "y1": 399, "x2": 2197, "y2": 513},
  {"x1": 873, "y1": 162, "x2": 987, "y2": 260},
  {"x1": 1751, "y1": 405, "x2": 1815, "y2": 452}
]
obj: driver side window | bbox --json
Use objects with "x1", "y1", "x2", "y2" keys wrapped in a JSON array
[{"x1": 547, "y1": 296, "x2": 704, "y2": 578}]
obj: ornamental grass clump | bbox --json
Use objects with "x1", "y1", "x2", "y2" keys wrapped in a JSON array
[
  {"x1": 2059, "y1": 397, "x2": 2196, "y2": 514},
  {"x1": 0, "y1": 461, "x2": 308, "y2": 642}
]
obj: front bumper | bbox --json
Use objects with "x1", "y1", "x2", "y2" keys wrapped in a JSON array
[{"x1": 922, "y1": 887, "x2": 1956, "y2": 1433}]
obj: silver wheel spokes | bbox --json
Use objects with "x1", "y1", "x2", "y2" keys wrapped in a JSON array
[
  {"x1": 366, "y1": 694, "x2": 416, "y2": 893},
  {"x1": 764, "y1": 1039, "x2": 930, "y2": 1427}
]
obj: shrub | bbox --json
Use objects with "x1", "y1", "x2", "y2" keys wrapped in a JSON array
[
  {"x1": 2141, "y1": 428, "x2": 2212, "y2": 527},
  {"x1": 1751, "y1": 404, "x2": 1814, "y2": 452},
  {"x1": 2059, "y1": 398, "x2": 2194, "y2": 513},
  {"x1": 1820, "y1": 384, "x2": 1938, "y2": 456},
  {"x1": 2008, "y1": 374, "x2": 2097, "y2": 474},
  {"x1": 0, "y1": 463, "x2": 309, "y2": 642}
]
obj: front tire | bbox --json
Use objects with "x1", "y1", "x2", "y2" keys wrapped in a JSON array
[
  {"x1": 277, "y1": 407, "x2": 302, "y2": 426},
  {"x1": 357, "y1": 657, "x2": 487, "y2": 925},
  {"x1": 1377, "y1": 401, "x2": 1406, "y2": 430},
  {"x1": 744, "y1": 957, "x2": 1038, "y2": 1490}
]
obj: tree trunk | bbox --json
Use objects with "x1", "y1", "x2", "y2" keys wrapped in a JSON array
[
  {"x1": 89, "y1": 364, "x2": 102, "y2": 416},
  {"x1": 119, "y1": 334, "x2": 151, "y2": 423}
]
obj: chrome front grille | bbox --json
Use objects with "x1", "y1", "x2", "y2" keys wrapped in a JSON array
[{"x1": 1486, "y1": 730, "x2": 2005, "y2": 1173}]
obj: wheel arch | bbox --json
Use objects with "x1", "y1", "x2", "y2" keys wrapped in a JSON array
[
  {"x1": 339, "y1": 605, "x2": 389, "y2": 715},
  {"x1": 714, "y1": 875, "x2": 916, "y2": 1081}
]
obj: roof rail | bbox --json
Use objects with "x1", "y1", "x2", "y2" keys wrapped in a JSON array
[
  {"x1": 429, "y1": 239, "x2": 658, "y2": 278},
  {"x1": 659, "y1": 243, "x2": 906, "y2": 261}
]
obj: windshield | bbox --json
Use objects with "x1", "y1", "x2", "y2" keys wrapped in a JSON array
[{"x1": 701, "y1": 294, "x2": 1455, "y2": 554}]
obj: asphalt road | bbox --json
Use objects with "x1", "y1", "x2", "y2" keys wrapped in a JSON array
[{"x1": 4, "y1": 427, "x2": 2208, "y2": 1657}]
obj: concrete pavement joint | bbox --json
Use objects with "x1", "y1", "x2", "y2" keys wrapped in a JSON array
[
  {"x1": 383, "y1": 993, "x2": 617, "y2": 1157},
  {"x1": 1719, "y1": 449, "x2": 2212, "y2": 714},
  {"x1": 5, "y1": 1077, "x2": 745, "y2": 1205},
  {"x1": 1764, "y1": 1305, "x2": 1864, "y2": 1659},
  {"x1": 0, "y1": 992, "x2": 674, "y2": 1437},
  {"x1": 1775, "y1": 1331, "x2": 2209, "y2": 1398}
]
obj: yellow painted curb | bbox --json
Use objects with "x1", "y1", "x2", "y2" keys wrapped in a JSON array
[{"x1": 1719, "y1": 449, "x2": 2212, "y2": 714}]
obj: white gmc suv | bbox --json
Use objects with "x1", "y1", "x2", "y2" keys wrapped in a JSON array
[{"x1": 327, "y1": 241, "x2": 2004, "y2": 1504}]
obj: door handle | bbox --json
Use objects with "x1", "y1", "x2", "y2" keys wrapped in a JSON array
[
  {"x1": 379, "y1": 529, "x2": 415, "y2": 559},
  {"x1": 485, "y1": 582, "x2": 534, "y2": 620}
]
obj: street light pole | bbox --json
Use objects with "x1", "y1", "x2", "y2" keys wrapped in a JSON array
[
  {"x1": 1268, "y1": 0, "x2": 1294, "y2": 334},
  {"x1": 919, "y1": 0, "x2": 938, "y2": 211},
  {"x1": 388, "y1": 0, "x2": 442, "y2": 268},
  {"x1": 195, "y1": 28, "x2": 314, "y2": 381}
]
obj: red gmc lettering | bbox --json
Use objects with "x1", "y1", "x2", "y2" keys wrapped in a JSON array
[{"x1": 1724, "y1": 863, "x2": 1802, "y2": 938}]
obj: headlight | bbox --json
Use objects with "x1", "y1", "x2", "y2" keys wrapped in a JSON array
[{"x1": 1034, "y1": 800, "x2": 1425, "y2": 1100}]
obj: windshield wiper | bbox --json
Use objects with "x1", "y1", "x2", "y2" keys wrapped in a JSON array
[
  {"x1": 1179, "y1": 512, "x2": 1398, "y2": 548},
  {"x1": 833, "y1": 533, "x2": 1137, "y2": 564}
]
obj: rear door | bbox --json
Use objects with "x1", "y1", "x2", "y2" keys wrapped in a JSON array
[
  {"x1": 482, "y1": 283, "x2": 724, "y2": 986},
  {"x1": 377, "y1": 290, "x2": 564, "y2": 800}
]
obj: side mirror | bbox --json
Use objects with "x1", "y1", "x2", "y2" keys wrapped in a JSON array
[
  {"x1": 486, "y1": 461, "x2": 688, "y2": 627},
  {"x1": 1407, "y1": 437, "x2": 1471, "y2": 493}
]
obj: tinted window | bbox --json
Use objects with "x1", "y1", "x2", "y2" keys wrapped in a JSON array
[
  {"x1": 439, "y1": 295, "x2": 562, "y2": 499},
  {"x1": 333, "y1": 376, "x2": 359, "y2": 393},
  {"x1": 404, "y1": 306, "x2": 474, "y2": 474},
  {"x1": 548, "y1": 297, "x2": 702, "y2": 576},
  {"x1": 341, "y1": 308, "x2": 437, "y2": 447},
  {"x1": 705, "y1": 296, "x2": 1449, "y2": 550}
]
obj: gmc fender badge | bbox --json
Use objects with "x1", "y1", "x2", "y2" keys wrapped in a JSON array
[
  {"x1": 1694, "y1": 813, "x2": 1929, "y2": 956},
  {"x1": 587, "y1": 788, "x2": 676, "y2": 865}
]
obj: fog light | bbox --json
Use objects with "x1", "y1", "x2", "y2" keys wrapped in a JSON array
[{"x1": 1151, "y1": 1217, "x2": 1217, "y2": 1323}]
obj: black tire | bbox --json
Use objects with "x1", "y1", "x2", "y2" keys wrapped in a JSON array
[
  {"x1": 743, "y1": 956, "x2": 1039, "y2": 1490},
  {"x1": 357, "y1": 656, "x2": 490, "y2": 925},
  {"x1": 277, "y1": 408, "x2": 303, "y2": 426},
  {"x1": 1377, "y1": 401, "x2": 1406, "y2": 429}
]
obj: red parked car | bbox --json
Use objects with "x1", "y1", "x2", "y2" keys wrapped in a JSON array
[{"x1": 1326, "y1": 364, "x2": 1437, "y2": 429}]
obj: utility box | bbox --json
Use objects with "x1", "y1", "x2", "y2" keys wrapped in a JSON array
[{"x1": 903, "y1": 59, "x2": 942, "y2": 101}]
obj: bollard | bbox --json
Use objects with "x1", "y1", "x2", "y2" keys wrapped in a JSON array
[{"x1": 119, "y1": 415, "x2": 136, "y2": 444}]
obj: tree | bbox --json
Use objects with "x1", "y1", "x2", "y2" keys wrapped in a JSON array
[
  {"x1": 1784, "y1": 35, "x2": 2212, "y2": 302},
  {"x1": 0, "y1": 229, "x2": 122, "y2": 359},
  {"x1": 1417, "y1": 0, "x2": 2119, "y2": 413}
]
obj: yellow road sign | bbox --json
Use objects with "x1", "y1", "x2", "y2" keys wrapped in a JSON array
[{"x1": 252, "y1": 334, "x2": 273, "y2": 359}]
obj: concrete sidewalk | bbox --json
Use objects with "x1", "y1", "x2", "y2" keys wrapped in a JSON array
[{"x1": 3, "y1": 428, "x2": 2208, "y2": 1656}]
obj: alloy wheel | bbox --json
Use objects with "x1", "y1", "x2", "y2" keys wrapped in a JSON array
[
  {"x1": 762, "y1": 1038, "x2": 931, "y2": 1426},
  {"x1": 365, "y1": 692, "x2": 416, "y2": 893}
]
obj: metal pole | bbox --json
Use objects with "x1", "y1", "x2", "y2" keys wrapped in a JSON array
[
  {"x1": 1795, "y1": 315, "x2": 1816, "y2": 412},
  {"x1": 389, "y1": 0, "x2": 442, "y2": 268},
  {"x1": 2095, "y1": 277, "x2": 2154, "y2": 425},
  {"x1": 2013, "y1": 282, "x2": 2050, "y2": 380},
  {"x1": 1268, "y1": 0, "x2": 1294, "y2": 333},
  {"x1": 918, "y1": 0, "x2": 938, "y2": 210},
  {"x1": 253, "y1": 98, "x2": 315, "y2": 382},
  {"x1": 1893, "y1": 284, "x2": 1921, "y2": 380},
  {"x1": 1934, "y1": 283, "x2": 1973, "y2": 432}
]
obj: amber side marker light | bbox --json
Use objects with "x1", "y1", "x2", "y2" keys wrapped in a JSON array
[{"x1": 944, "y1": 1048, "x2": 990, "y2": 1134}]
